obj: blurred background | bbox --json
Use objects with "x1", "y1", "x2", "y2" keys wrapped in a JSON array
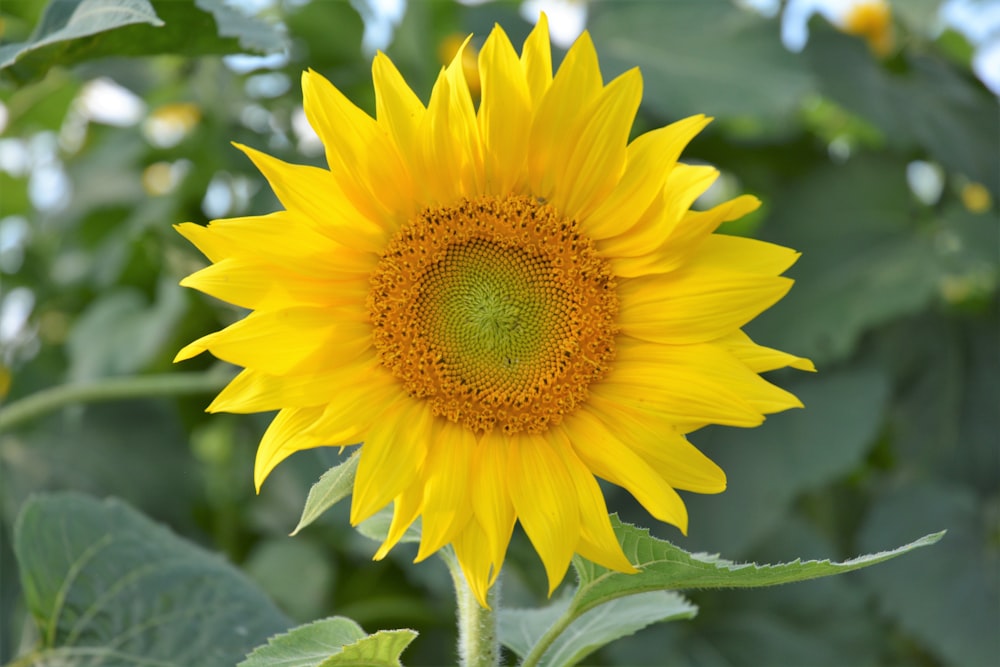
[{"x1": 1, "y1": 0, "x2": 997, "y2": 665}]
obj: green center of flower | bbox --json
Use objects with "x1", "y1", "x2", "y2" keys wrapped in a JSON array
[{"x1": 368, "y1": 195, "x2": 618, "y2": 435}]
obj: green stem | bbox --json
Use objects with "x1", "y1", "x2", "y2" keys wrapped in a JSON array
[
  {"x1": 520, "y1": 606, "x2": 577, "y2": 667},
  {"x1": 0, "y1": 367, "x2": 234, "y2": 432},
  {"x1": 442, "y1": 548, "x2": 500, "y2": 667}
]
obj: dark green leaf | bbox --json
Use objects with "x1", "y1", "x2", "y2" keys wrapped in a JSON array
[
  {"x1": 859, "y1": 481, "x2": 999, "y2": 666},
  {"x1": 0, "y1": 0, "x2": 287, "y2": 84},
  {"x1": 589, "y1": 0, "x2": 814, "y2": 120},
  {"x1": 681, "y1": 366, "x2": 890, "y2": 556},
  {"x1": 806, "y1": 26, "x2": 999, "y2": 197},
  {"x1": 751, "y1": 155, "x2": 986, "y2": 364},
  {"x1": 238, "y1": 617, "x2": 367, "y2": 667},
  {"x1": 0, "y1": 400, "x2": 201, "y2": 529},
  {"x1": 12, "y1": 492, "x2": 289, "y2": 666},
  {"x1": 195, "y1": 0, "x2": 287, "y2": 54},
  {"x1": 0, "y1": 0, "x2": 163, "y2": 69},
  {"x1": 244, "y1": 539, "x2": 335, "y2": 622},
  {"x1": 65, "y1": 277, "x2": 187, "y2": 381}
]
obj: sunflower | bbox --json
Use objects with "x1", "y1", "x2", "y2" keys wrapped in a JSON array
[{"x1": 175, "y1": 16, "x2": 813, "y2": 606}]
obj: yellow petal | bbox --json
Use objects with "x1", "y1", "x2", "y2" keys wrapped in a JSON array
[
  {"x1": 528, "y1": 30, "x2": 603, "y2": 199},
  {"x1": 373, "y1": 51, "x2": 425, "y2": 170},
  {"x1": 583, "y1": 115, "x2": 711, "y2": 240},
  {"x1": 720, "y1": 330, "x2": 816, "y2": 373},
  {"x1": 174, "y1": 222, "x2": 231, "y2": 263},
  {"x1": 418, "y1": 56, "x2": 485, "y2": 204},
  {"x1": 301, "y1": 370, "x2": 402, "y2": 440},
  {"x1": 350, "y1": 397, "x2": 432, "y2": 525},
  {"x1": 611, "y1": 338, "x2": 804, "y2": 419},
  {"x1": 301, "y1": 69, "x2": 414, "y2": 224},
  {"x1": 519, "y1": 13, "x2": 553, "y2": 105},
  {"x1": 599, "y1": 164, "x2": 718, "y2": 260},
  {"x1": 206, "y1": 350, "x2": 381, "y2": 413},
  {"x1": 552, "y1": 431, "x2": 637, "y2": 574},
  {"x1": 470, "y1": 430, "x2": 516, "y2": 580},
  {"x1": 586, "y1": 393, "x2": 727, "y2": 494},
  {"x1": 564, "y1": 409, "x2": 689, "y2": 532},
  {"x1": 624, "y1": 194, "x2": 762, "y2": 278},
  {"x1": 176, "y1": 307, "x2": 366, "y2": 376},
  {"x1": 453, "y1": 519, "x2": 495, "y2": 608},
  {"x1": 374, "y1": 480, "x2": 424, "y2": 560},
  {"x1": 618, "y1": 268, "x2": 793, "y2": 345},
  {"x1": 507, "y1": 433, "x2": 580, "y2": 595},
  {"x1": 235, "y1": 143, "x2": 386, "y2": 253},
  {"x1": 478, "y1": 24, "x2": 532, "y2": 195},
  {"x1": 685, "y1": 234, "x2": 800, "y2": 276},
  {"x1": 254, "y1": 406, "x2": 327, "y2": 491},
  {"x1": 202, "y1": 211, "x2": 376, "y2": 280},
  {"x1": 415, "y1": 420, "x2": 476, "y2": 561},
  {"x1": 552, "y1": 67, "x2": 643, "y2": 222},
  {"x1": 178, "y1": 258, "x2": 342, "y2": 311}
]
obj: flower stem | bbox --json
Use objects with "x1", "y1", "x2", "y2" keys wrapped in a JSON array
[
  {"x1": 520, "y1": 608, "x2": 576, "y2": 667},
  {"x1": 442, "y1": 548, "x2": 500, "y2": 667},
  {"x1": 0, "y1": 367, "x2": 235, "y2": 432}
]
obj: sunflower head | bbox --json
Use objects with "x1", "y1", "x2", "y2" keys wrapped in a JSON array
[{"x1": 175, "y1": 14, "x2": 813, "y2": 607}]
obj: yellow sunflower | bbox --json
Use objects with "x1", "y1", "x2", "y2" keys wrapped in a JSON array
[{"x1": 175, "y1": 16, "x2": 813, "y2": 606}]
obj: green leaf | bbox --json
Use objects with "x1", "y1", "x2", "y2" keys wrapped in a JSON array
[
  {"x1": 499, "y1": 591, "x2": 696, "y2": 666},
  {"x1": 317, "y1": 630, "x2": 418, "y2": 667},
  {"x1": 805, "y1": 25, "x2": 999, "y2": 198},
  {"x1": 0, "y1": 0, "x2": 164, "y2": 69},
  {"x1": 238, "y1": 617, "x2": 367, "y2": 667},
  {"x1": 589, "y1": 0, "x2": 814, "y2": 120},
  {"x1": 571, "y1": 517, "x2": 943, "y2": 617},
  {"x1": 12, "y1": 492, "x2": 290, "y2": 666},
  {"x1": 0, "y1": 398, "x2": 219, "y2": 529},
  {"x1": 195, "y1": 0, "x2": 287, "y2": 53},
  {"x1": 681, "y1": 366, "x2": 890, "y2": 556},
  {"x1": 0, "y1": 0, "x2": 287, "y2": 84},
  {"x1": 244, "y1": 539, "x2": 335, "y2": 621},
  {"x1": 292, "y1": 450, "x2": 359, "y2": 535},
  {"x1": 859, "y1": 481, "x2": 1000, "y2": 666},
  {"x1": 751, "y1": 155, "x2": 989, "y2": 364},
  {"x1": 65, "y1": 278, "x2": 187, "y2": 382}
]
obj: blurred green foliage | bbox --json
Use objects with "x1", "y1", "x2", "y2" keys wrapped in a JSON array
[{"x1": 0, "y1": 0, "x2": 997, "y2": 665}]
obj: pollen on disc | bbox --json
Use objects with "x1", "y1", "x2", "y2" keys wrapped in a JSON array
[{"x1": 368, "y1": 195, "x2": 618, "y2": 435}]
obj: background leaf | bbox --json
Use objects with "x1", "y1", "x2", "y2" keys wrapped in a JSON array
[
  {"x1": 0, "y1": 0, "x2": 287, "y2": 84},
  {"x1": 0, "y1": 0, "x2": 164, "y2": 69},
  {"x1": 678, "y1": 366, "x2": 890, "y2": 555},
  {"x1": 858, "y1": 481, "x2": 1000, "y2": 666},
  {"x1": 12, "y1": 492, "x2": 290, "y2": 666},
  {"x1": 589, "y1": 0, "x2": 814, "y2": 120}
]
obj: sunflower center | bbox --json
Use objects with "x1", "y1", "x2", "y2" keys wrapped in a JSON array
[{"x1": 368, "y1": 195, "x2": 618, "y2": 435}]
